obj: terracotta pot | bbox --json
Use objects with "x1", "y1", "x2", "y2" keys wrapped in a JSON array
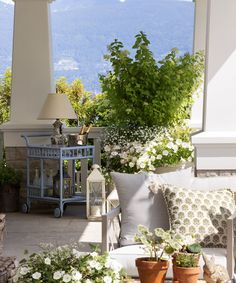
[
  {"x1": 135, "y1": 257, "x2": 169, "y2": 283},
  {"x1": 173, "y1": 266, "x2": 200, "y2": 283}
]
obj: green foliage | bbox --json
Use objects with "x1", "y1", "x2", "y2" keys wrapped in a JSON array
[
  {"x1": 0, "y1": 68, "x2": 11, "y2": 124},
  {"x1": 0, "y1": 161, "x2": 22, "y2": 186},
  {"x1": 186, "y1": 243, "x2": 202, "y2": 254},
  {"x1": 100, "y1": 31, "x2": 204, "y2": 127},
  {"x1": 134, "y1": 225, "x2": 182, "y2": 261},
  {"x1": 175, "y1": 252, "x2": 200, "y2": 268},
  {"x1": 174, "y1": 236, "x2": 202, "y2": 268},
  {"x1": 56, "y1": 77, "x2": 92, "y2": 126},
  {"x1": 55, "y1": 77, "x2": 110, "y2": 126}
]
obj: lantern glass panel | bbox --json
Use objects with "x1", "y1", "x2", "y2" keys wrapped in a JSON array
[
  {"x1": 89, "y1": 181, "x2": 103, "y2": 217},
  {"x1": 53, "y1": 170, "x2": 72, "y2": 198}
]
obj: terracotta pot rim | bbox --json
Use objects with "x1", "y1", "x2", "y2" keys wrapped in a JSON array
[
  {"x1": 174, "y1": 266, "x2": 200, "y2": 270},
  {"x1": 136, "y1": 257, "x2": 169, "y2": 266}
]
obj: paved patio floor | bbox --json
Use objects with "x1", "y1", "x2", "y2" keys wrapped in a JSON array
[
  {"x1": 2, "y1": 204, "x2": 101, "y2": 260},
  {"x1": 2, "y1": 204, "x2": 205, "y2": 282}
]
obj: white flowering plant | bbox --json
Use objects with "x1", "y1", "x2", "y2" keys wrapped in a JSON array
[
  {"x1": 102, "y1": 124, "x2": 194, "y2": 174},
  {"x1": 16, "y1": 244, "x2": 126, "y2": 283}
]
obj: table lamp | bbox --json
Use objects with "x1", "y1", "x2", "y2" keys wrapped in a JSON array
[{"x1": 38, "y1": 93, "x2": 77, "y2": 145}]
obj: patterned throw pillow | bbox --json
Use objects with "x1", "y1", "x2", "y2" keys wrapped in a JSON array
[{"x1": 161, "y1": 184, "x2": 235, "y2": 248}]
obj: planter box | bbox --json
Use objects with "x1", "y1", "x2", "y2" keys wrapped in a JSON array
[{"x1": 0, "y1": 185, "x2": 20, "y2": 212}]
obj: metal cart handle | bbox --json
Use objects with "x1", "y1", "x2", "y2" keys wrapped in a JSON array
[{"x1": 21, "y1": 134, "x2": 52, "y2": 147}]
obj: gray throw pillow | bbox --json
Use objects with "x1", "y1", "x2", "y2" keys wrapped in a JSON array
[{"x1": 111, "y1": 172, "x2": 169, "y2": 246}]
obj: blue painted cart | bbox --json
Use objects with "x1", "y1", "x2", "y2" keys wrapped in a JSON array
[{"x1": 22, "y1": 134, "x2": 94, "y2": 217}]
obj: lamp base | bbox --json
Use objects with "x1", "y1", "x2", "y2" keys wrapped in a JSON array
[
  {"x1": 51, "y1": 119, "x2": 67, "y2": 145},
  {"x1": 51, "y1": 134, "x2": 67, "y2": 145}
]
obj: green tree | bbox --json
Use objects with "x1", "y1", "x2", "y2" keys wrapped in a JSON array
[
  {"x1": 56, "y1": 76, "x2": 109, "y2": 126},
  {"x1": 0, "y1": 71, "x2": 110, "y2": 127},
  {"x1": 100, "y1": 31, "x2": 204, "y2": 127},
  {"x1": 56, "y1": 76, "x2": 95, "y2": 126},
  {"x1": 0, "y1": 68, "x2": 11, "y2": 124}
]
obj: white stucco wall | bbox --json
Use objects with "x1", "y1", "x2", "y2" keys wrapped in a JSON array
[
  {"x1": 190, "y1": 0, "x2": 207, "y2": 130},
  {"x1": 192, "y1": 0, "x2": 236, "y2": 170},
  {"x1": 10, "y1": 0, "x2": 54, "y2": 124}
]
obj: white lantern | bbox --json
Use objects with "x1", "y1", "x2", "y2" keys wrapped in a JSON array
[{"x1": 86, "y1": 164, "x2": 106, "y2": 219}]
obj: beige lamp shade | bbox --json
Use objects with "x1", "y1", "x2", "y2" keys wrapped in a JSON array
[{"x1": 38, "y1": 93, "x2": 77, "y2": 120}]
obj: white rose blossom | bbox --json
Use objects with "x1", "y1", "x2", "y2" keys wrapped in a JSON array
[
  {"x1": 104, "y1": 145, "x2": 111, "y2": 152},
  {"x1": 182, "y1": 142, "x2": 189, "y2": 148},
  {"x1": 162, "y1": 150, "x2": 169, "y2": 156},
  {"x1": 88, "y1": 260, "x2": 97, "y2": 268},
  {"x1": 32, "y1": 272, "x2": 41, "y2": 280},
  {"x1": 44, "y1": 257, "x2": 51, "y2": 265},
  {"x1": 20, "y1": 267, "x2": 29, "y2": 275},
  {"x1": 71, "y1": 270, "x2": 82, "y2": 280},
  {"x1": 187, "y1": 156, "x2": 193, "y2": 162},
  {"x1": 167, "y1": 142, "x2": 174, "y2": 149},
  {"x1": 111, "y1": 151, "x2": 118, "y2": 157},
  {"x1": 129, "y1": 162, "x2": 134, "y2": 168},
  {"x1": 90, "y1": 251, "x2": 98, "y2": 257},
  {"x1": 176, "y1": 139, "x2": 182, "y2": 145},
  {"x1": 63, "y1": 274, "x2": 72, "y2": 283},
  {"x1": 53, "y1": 271, "x2": 63, "y2": 280},
  {"x1": 95, "y1": 262, "x2": 102, "y2": 270},
  {"x1": 104, "y1": 275, "x2": 112, "y2": 283},
  {"x1": 72, "y1": 248, "x2": 80, "y2": 259}
]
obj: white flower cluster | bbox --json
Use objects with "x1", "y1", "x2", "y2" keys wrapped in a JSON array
[
  {"x1": 102, "y1": 125, "x2": 194, "y2": 173},
  {"x1": 17, "y1": 245, "x2": 126, "y2": 283}
]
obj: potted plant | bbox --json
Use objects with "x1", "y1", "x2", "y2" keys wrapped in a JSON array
[
  {"x1": 172, "y1": 235, "x2": 202, "y2": 283},
  {"x1": 0, "y1": 161, "x2": 22, "y2": 212},
  {"x1": 16, "y1": 244, "x2": 127, "y2": 282},
  {"x1": 134, "y1": 225, "x2": 181, "y2": 283}
]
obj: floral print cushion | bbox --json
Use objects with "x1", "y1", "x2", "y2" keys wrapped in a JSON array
[{"x1": 161, "y1": 184, "x2": 235, "y2": 248}]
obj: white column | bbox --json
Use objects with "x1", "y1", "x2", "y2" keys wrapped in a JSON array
[
  {"x1": 192, "y1": 0, "x2": 236, "y2": 170},
  {"x1": 190, "y1": 0, "x2": 207, "y2": 130},
  {"x1": 0, "y1": 0, "x2": 55, "y2": 146}
]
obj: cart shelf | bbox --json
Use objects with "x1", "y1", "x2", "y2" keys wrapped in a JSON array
[{"x1": 21, "y1": 134, "x2": 95, "y2": 217}]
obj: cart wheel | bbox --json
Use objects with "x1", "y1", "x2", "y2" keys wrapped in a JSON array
[
  {"x1": 54, "y1": 207, "x2": 61, "y2": 218},
  {"x1": 22, "y1": 203, "x2": 29, "y2": 214}
]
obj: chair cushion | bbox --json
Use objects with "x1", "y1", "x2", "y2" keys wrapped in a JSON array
[
  {"x1": 162, "y1": 184, "x2": 235, "y2": 248},
  {"x1": 109, "y1": 245, "x2": 227, "y2": 278}
]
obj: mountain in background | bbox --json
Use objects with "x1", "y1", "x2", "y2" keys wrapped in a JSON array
[{"x1": 0, "y1": 0, "x2": 194, "y2": 93}]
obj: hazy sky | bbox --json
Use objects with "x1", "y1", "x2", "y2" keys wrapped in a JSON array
[{"x1": 0, "y1": 0, "x2": 192, "y2": 3}]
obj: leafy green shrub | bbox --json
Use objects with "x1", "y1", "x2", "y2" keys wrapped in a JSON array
[
  {"x1": 100, "y1": 31, "x2": 204, "y2": 127},
  {"x1": 134, "y1": 225, "x2": 182, "y2": 261},
  {"x1": 0, "y1": 68, "x2": 11, "y2": 124},
  {"x1": 56, "y1": 77, "x2": 111, "y2": 126},
  {"x1": 0, "y1": 161, "x2": 22, "y2": 186}
]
